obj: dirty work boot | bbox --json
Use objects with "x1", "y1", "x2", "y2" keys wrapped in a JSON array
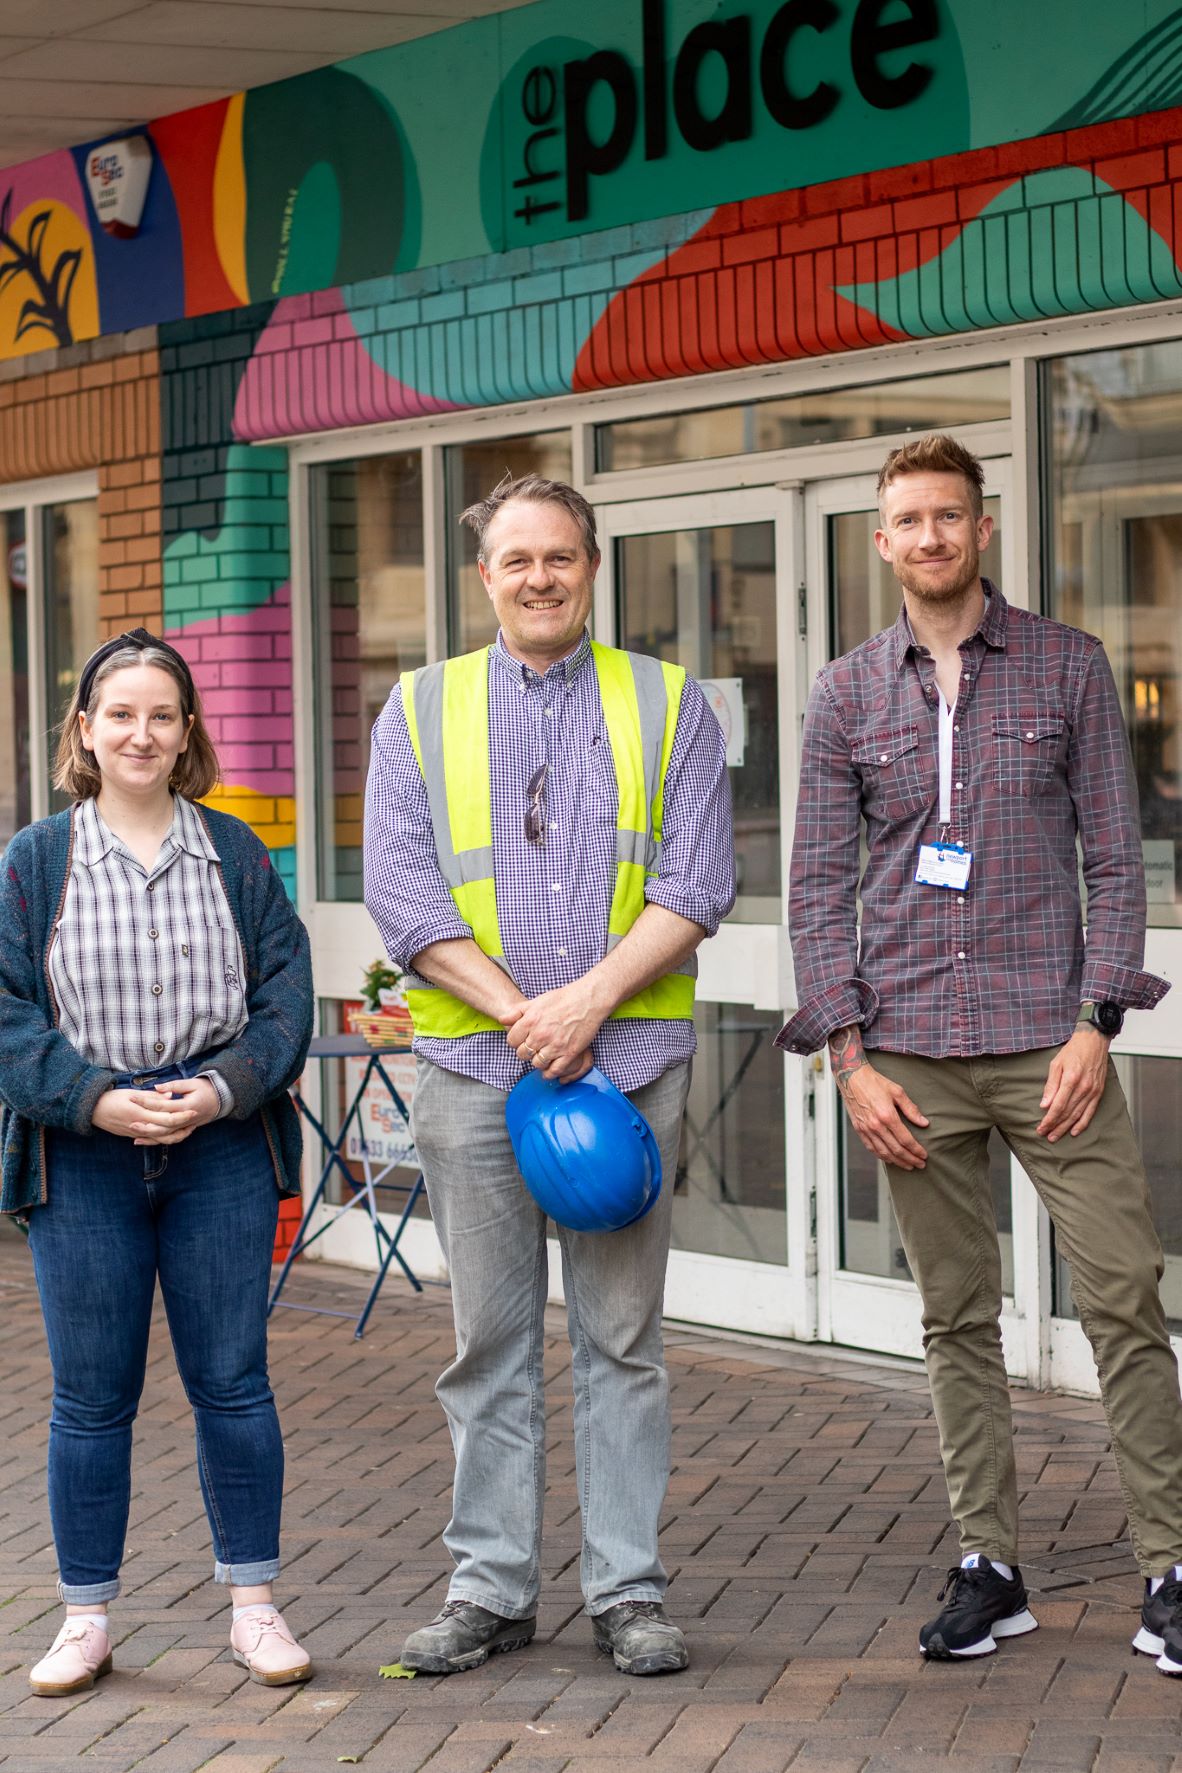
[
  {"x1": 592, "y1": 1601, "x2": 689, "y2": 1674},
  {"x1": 400, "y1": 1600, "x2": 536, "y2": 1674}
]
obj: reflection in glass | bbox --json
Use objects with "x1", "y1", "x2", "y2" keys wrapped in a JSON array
[
  {"x1": 672, "y1": 1003, "x2": 785, "y2": 1264},
  {"x1": 841, "y1": 1106, "x2": 1014, "y2": 1292},
  {"x1": 617, "y1": 523, "x2": 778, "y2": 918},
  {"x1": 1, "y1": 509, "x2": 29, "y2": 845},
  {"x1": 597, "y1": 366, "x2": 1010, "y2": 471},
  {"x1": 830, "y1": 496, "x2": 1002, "y2": 659},
  {"x1": 1055, "y1": 1055, "x2": 1182, "y2": 1329},
  {"x1": 46, "y1": 499, "x2": 99, "y2": 811},
  {"x1": 1046, "y1": 347, "x2": 1182, "y2": 926},
  {"x1": 444, "y1": 434, "x2": 572, "y2": 654},
  {"x1": 311, "y1": 455, "x2": 426, "y2": 901}
]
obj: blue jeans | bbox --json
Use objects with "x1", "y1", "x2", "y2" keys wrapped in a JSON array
[
  {"x1": 28, "y1": 1063, "x2": 284, "y2": 1604},
  {"x1": 410, "y1": 1058, "x2": 690, "y2": 1618}
]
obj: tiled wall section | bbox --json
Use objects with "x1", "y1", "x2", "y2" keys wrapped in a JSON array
[
  {"x1": 160, "y1": 304, "x2": 296, "y2": 899},
  {"x1": 0, "y1": 330, "x2": 162, "y2": 635}
]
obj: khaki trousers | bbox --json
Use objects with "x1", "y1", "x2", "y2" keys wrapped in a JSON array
[{"x1": 872, "y1": 1047, "x2": 1182, "y2": 1577}]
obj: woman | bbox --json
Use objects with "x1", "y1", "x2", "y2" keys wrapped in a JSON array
[{"x1": 0, "y1": 628, "x2": 314, "y2": 1695}]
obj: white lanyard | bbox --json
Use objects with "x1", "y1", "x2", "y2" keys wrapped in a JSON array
[{"x1": 938, "y1": 697, "x2": 955, "y2": 827}]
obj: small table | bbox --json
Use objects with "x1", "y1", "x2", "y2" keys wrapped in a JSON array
[{"x1": 268, "y1": 1035, "x2": 425, "y2": 1339}]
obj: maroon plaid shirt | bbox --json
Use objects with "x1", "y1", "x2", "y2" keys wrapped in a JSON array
[{"x1": 777, "y1": 584, "x2": 1169, "y2": 1058}]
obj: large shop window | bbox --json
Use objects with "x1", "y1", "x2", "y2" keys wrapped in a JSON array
[
  {"x1": 0, "y1": 492, "x2": 98, "y2": 839},
  {"x1": 1046, "y1": 346, "x2": 1182, "y2": 927},
  {"x1": 596, "y1": 366, "x2": 1010, "y2": 472},
  {"x1": 311, "y1": 454, "x2": 426, "y2": 901},
  {"x1": 445, "y1": 433, "x2": 572, "y2": 654}
]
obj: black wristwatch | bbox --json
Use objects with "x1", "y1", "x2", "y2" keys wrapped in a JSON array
[{"x1": 1077, "y1": 999, "x2": 1124, "y2": 1038}]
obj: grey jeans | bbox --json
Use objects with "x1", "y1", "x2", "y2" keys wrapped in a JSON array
[{"x1": 410, "y1": 1057, "x2": 690, "y2": 1619}]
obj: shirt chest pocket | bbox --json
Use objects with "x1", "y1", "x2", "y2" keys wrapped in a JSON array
[
  {"x1": 992, "y1": 712, "x2": 1065, "y2": 797},
  {"x1": 851, "y1": 726, "x2": 933, "y2": 818}
]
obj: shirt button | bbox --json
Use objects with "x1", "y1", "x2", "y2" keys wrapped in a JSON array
[
  {"x1": 153, "y1": 1041, "x2": 165, "y2": 1054},
  {"x1": 551, "y1": 882, "x2": 562, "y2": 892},
  {"x1": 957, "y1": 950, "x2": 967, "y2": 959},
  {"x1": 146, "y1": 882, "x2": 154, "y2": 892},
  {"x1": 181, "y1": 944, "x2": 189, "y2": 956},
  {"x1": 1026, "y1": 730, "x2": 1035, "y2": 740},
  {"x1": 557, "y1": 946, "x2": 568, "y2": 957},
  {"x1": 151, "y1": 983, "x2": 163, "y2": 995},
  {"x1": 954, "y1": 724, "x2": 960, "y2": 733},
  {"x1": 955, "y1": 781, "x2": 963, "y2": 790},
  {"x1": 148, "y1": 928, "x2": 159, "y2": 940},
  {"x1": 544, "y1": 707, "x2": 554, "y2": 718},
  {"x1": 879, "y1": 753, "x2": 889, "y2": 763}
]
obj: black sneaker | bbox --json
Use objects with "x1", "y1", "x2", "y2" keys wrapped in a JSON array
[
  {"x1": 592, "y1": 1601, "x2": 689, "y2": 1675},
  {"x1": 919, "y1": 1557, "x2": 1038, "y2": 1659},
  {"x1": 400, "y1": 1600, "x2": 535, "y2": 1674},
  {"x1": 1132, "y1": 1572, "x2": 1182, "y2": 1675}
]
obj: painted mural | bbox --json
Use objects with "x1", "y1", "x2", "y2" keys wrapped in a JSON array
[{"x1": 4, "y1": 1, "x2": 1182, "y2": 368}]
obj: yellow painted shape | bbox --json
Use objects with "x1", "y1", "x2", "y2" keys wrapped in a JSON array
[
  {"x1": 212, "y1": 92, "x2": 249, "y2": 306},
  {"x1": 0, "y1": 202, "x2": 98, "y2": 362},
  {"x1": 201, "y1": 784, "x2": 296, "y2": 848}
]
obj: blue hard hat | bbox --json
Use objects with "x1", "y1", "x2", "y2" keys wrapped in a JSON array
[{"x1": 505, "y1": 1065, "x2": 663, "y2": 1234}]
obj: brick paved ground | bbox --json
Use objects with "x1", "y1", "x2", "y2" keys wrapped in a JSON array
[{"x1": 2, "y1": 1227, "x2": 1181, "y2": 1773}]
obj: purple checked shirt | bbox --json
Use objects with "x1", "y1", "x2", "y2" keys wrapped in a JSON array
[
  {"x1": 777, "y1": 584, "x2": 1169, "y2": 1059},
  {"x1": 364, "y1": 631, "x2": 735, "y2": 1092}
]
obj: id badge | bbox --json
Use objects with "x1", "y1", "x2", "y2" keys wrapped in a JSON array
[{"x1": 915, "y1": 842, "x2": 972, "y2": 891}]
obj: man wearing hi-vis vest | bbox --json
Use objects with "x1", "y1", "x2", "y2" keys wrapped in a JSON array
[{"x1": 363, "y1": 473, "x2": 734, "y2": 1679}]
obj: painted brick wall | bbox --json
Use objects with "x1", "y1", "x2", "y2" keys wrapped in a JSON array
[
  {"x1": 0, "y1": 330, "x2": 162, "y2": 635},
  {"x1": 160, "y1": 304, "x2": 297, "y2": 900}
]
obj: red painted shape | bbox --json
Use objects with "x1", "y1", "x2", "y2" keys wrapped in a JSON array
[{"x1": 151, "y1": 100, "x2": 240, "y2": 318}]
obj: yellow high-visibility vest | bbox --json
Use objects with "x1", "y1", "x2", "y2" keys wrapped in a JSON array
[{"x1": 399, "y1": 640, "x2": 695, "y2": 1040}]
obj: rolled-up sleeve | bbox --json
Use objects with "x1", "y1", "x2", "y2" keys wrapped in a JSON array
[
  {"x1": 363, "y1": 683, "x2": 472, "y2": 971},
  {"x1": 644, "y1": 675, "x2": 736, "y2": 935},
  {"x1": 776, "y1": 672, "x2": 874, "y2": 1055}
]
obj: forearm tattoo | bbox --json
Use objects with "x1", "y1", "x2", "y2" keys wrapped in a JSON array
[{"x1": 828, "y1": 1025, "x2": 868, "y2": 1095}]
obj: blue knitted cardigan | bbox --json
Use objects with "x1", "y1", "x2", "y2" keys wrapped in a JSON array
[{"x1": 0, "y1": 804, "x2": 313, "y2": 1215}]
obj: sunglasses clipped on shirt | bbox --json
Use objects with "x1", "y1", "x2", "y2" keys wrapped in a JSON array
[{"x1": 525, "y1": 762, "x2": 548, "y2": 845}]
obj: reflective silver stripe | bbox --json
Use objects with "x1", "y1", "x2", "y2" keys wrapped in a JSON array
[
  {"x1": 626, "y1": 652, "x2": 669, "y2": 870},
  {"x1": 408, "y1": 659, "x2": 493, "y2": 888},
  {"x1": 604, "y1": 931, "x2": 697, "y2": 978},
  {"x1": 615, "y1": 828, "x2": 651, "y2": 868}
]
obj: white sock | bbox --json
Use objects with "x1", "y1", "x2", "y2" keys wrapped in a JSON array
[
  {"x1": 1150, "y1": 1576, "x2": 1164, "y2": 1595},
  {"x1": 64, "y1": 1612, "x2": 109, "y2": 1635},
  {"x1": 232, "y1": 1602, "x2": 275, "y2": 1622},
  {"x1": 962, "y1": 1553, "x2": 1013, "y2": 1580}
]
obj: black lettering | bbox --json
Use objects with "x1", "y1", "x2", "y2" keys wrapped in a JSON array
[
  {"x1": 851, "y1": 0, "x2": 938, "y2": 110},
  {"x1": 522, "y1": 65, "x2": 557, "y2": 127},
  {"x1": 672, "y1": 17, "x2": 753, "y2": 152},
  {"x1": 759, "y1": 0, "x2": 840, "y2": 131},
  {"x1": 514, "y1": 191, "x2": 562, "y2": 222},
  {"x1": 563, "y1": 49, "x2": 638, "y2": 222},
  {"x1": 642, "y1": 0, "x2": 667, "y2": 161},
  {"x1": 513, "y1": 128, "x2": 560, "y2": 188}
]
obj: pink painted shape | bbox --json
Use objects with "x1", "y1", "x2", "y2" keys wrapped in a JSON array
[
  {"x1": 2, "y1": 150, "x2": 88, "y2": 225},
  {"x1": 233, "y1": 289, "x2": 468, "y2": 441},
  {"x1": 165, "y1": 588, "x2": 294, "y2": 798}
]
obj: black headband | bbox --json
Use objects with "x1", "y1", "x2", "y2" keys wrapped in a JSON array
[{"x1": 75, "y1": 628, "x2": 196, "y2": 716}]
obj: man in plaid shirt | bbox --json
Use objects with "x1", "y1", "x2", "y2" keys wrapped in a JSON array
[{"x1": 778, "y1": 434, "x2": 1182, "y2": 1672}]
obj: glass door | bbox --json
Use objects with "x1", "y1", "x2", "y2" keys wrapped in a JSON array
[
  {"x1": 598, "y1": 488, "x2": 813, "y2": 1339},
  {"x1": 803, "y1": 467, "x2": 1041, "y2": 1368}
]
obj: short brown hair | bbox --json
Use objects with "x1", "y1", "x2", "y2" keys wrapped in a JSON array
[
  {"x1": 877, "y1": 434, "x2": 985, "y2": 520},
  {"x1": 53, "y1": 640, "x2": 221, "y2": 802},
  {"x1": 460, "y1": 471, "x2": 598, "y2": 563}
]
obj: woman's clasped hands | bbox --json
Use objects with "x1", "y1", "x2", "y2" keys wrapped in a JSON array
[{"x1": 91, "y1": 1077, "x2": 222, "y2": 1146}]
